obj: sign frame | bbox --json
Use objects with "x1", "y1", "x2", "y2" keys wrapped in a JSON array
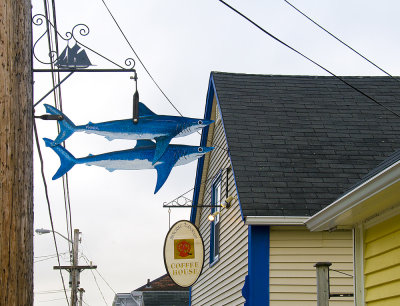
[{"x1": 163, "y1": 220, "x2": 205, "y2": 288}]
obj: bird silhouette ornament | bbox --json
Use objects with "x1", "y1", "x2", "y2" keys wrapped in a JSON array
[{"x1": 43, "y1": 103, "x2": 213, "y2": 193}]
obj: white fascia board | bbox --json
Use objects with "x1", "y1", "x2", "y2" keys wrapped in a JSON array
[
  {"x1": 245, "y1": 216, "x2": 309, "y2": 225},
  {"x1": 306, "y1": 160, "x2": 400, "y2": 232}
]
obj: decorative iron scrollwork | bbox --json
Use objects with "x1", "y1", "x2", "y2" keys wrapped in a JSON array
[
  {"x1": 163, "y1": 189, "x2": 194, "y2": 208},
  {"x1": 163, "y1": 189, "x2": 223, "y2": 208},
  {"x1": 32, "y1": 14, "x2": 135, "y2": 70}
]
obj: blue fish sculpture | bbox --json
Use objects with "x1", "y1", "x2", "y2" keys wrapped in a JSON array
[
  {"x1": 43, "y1": 138, "x2": 214, "y2": 194},
  {"x1": 44, "y1": 103, "x2": 213, "y2": 164}
]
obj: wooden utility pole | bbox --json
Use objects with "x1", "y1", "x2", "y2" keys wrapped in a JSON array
[
  {"x1": 71, "y1": 228, "x2": 80, "y2": 305},
  {"x1": 0, "y1": 1, "x2": 33, "y2": 305},
  {"x1": 54, "y1": 229, "x2": 97, "y2": 306},
  {"x1": 314, "y1": 262, "x2": 332, "y2": 306},
  {"x1": 78, "y1": 288, "x2": 85, "y2": 306}
]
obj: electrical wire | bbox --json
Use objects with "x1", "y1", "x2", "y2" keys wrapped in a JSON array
[
  {"x1": 51, "y1": 0, "x2": 74, "y2": 252},
  {"x1": 35, "y1": 289, "x2": 71, "y2": 295},
  {"x1": 283, "y1": 0, "x2": 400, "y2": 83},
  {"x1": 34, "y1": 252, "x2": 70, "y2": 264},
  {"x1": 33, "y1": 120, "x2": 70, "y2": 306},
  {"x1": 89, "y1": 269, "x2": 108, "y2": 305},
  {"x1": 34, "y1": 256, "x2": 58, "y2": 264},
  {"x1": 217, "y1": 0, "x2": 400, "y2": 119},
  {"x1": 42, "y1": 0, "x2": 74, "y2": 255},
  {"x1": 36, "y1": 297, "x2": 68, "y2": 303},
  {"x1": 80, "y1": 254, "x2": 108, "y2": 305},
  {"x1": 34, "y1": 252, "x2": 68, "y2": 259},
  {"x1": 81, "y1": 254, "x2": 127, "y2": 306},
  {"x1": 82, "y1": 299, "x2": 91, "y2": 306},
  {"x1": 81, "y1": 255, "x2": 116, "y2": 295},
  {"x1": 330, "y1": 269, "x2": 353, "y2": 278},
  {"x1": 101, "y1": 0, "x2": 229, "y2": 148},
  {"x1": 99, "y1": 0, "x2": 184, "y2": 117}
]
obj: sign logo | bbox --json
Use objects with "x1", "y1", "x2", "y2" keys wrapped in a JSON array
[
  {"x1": 174, "y1": 239, "x2": 194, "y2": 259},
  {"x1": 164, "y1": 221, "x2": 204, "y2": 287}
]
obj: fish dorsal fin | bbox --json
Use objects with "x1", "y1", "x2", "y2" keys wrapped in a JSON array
[
  {"x1": 139, "y1": 102, "x2": 156, "y2": 117},
  {"x1": 152, "y1": 136, "x2": 174, "y2": 164},
  {"x1": 134, "y1": 139, "x2": 155, "y2": 149}
]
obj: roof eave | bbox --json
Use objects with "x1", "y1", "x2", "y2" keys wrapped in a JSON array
[{"x1": 306, "y1": 160, "x2": 400, "y2": 231}]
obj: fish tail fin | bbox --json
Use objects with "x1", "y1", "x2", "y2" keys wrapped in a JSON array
[
  {"x1": 43, "y1": 138, "x2": 77, "y2": 180},
  {"x1": 44, "y1": 104, "x2": 76, "y2": 146}
]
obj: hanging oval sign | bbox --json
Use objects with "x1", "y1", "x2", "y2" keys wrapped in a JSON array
[{"x1": 164, "y1": 220, "x2": 204, "y2": 287}]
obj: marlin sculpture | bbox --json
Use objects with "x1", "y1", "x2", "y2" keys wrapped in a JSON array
[
  {"x1": 43, "y1": 138, "x2": 213, "y2": 194},
  {"x1": 44, "y1": 103, "x2": 213, "y2": 164}
]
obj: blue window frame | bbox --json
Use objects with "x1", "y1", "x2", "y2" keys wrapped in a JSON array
[{"x1": 210, "y1": 174, "x2": 221, "y2": 265}]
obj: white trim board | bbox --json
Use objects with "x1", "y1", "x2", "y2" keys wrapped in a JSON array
[{"x1": 245, "y1": 216, "x2": 308, "y2": 225}]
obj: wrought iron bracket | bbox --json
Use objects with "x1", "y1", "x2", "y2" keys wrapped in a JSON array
[
  {"x1": 32, "y1": 14, "x2": 136, "y2": 71},
  {"x1": 32, "y1": 13, "x2": 140, "y2": 119},
  {"x1": 34, "y1": 114, "x2": 63, "y2": 120},
  {"x1": 163, "y1": 203, "x2": 223, "y2": 208},
  {"x1": 33, "y1": 68, "x2": 136, "y2": 73},
  {"x1": 163, "y1": 191, "x2": 222, "y2": 208}
]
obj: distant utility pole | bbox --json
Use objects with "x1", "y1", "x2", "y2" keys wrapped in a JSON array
[
  {"x1": 78, "y1": 288, "x2": 85, "y2": 306},
  {"x1": 0, "y1": 1, "x2": 33, "y2": 305},
  {"x1": 54, "y1": 229, "x2": 97, "y2": 306}
]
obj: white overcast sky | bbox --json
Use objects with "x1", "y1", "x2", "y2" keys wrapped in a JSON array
[{"x1": 32, "y1": 1, "x2": 400, "y2": 305}]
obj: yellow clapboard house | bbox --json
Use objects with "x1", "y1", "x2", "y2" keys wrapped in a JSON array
[{"x1": 307, "y1": 151, "x2": 400, "y2": 305}]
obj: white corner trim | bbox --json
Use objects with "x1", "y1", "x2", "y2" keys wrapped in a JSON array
[
  {"x1": 245, "y1": 216, "x2": 309, "y2": 225},
  {"x1": 306, "y1": 159, "x2": 400, "y2": 232}
]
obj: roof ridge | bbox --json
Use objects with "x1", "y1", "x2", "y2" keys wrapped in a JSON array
[{"x1": 211, "y1": 71, "x2": 400, "y2": 78}]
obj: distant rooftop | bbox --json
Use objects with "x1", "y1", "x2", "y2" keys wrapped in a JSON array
[
  {"x1": 113, "y1": 274, "x2": 189, "y2": 306},
  {"x1": 134, "y1": 274, "x2": 188, "y2": 292}
]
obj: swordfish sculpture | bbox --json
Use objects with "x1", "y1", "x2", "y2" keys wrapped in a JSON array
[
  {"x1": 43, "y1": 138, "x2": 214, "y2": 194},
  {"x1": 44, "y1": 103, "x2": 213, "y2": 164}
]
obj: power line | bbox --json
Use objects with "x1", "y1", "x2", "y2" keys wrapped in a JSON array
[
  {"x1": 82, "y1": 299, "x2": 91, "y2": 306},
  {"x1": 283, "y1": 0, "x2": 400, "y2": 83},
  {"x1": 217, "y1": 0, "x2": 400, "y2": 119},
  {"x1": 81, "y1": 254, "x2": 116, "y2": 295},
  {"x1": 33, "y1": 120, "x2": 70, "y2": 306},
  {"x1": 90, "y1": 269, "x2": 108, "y2": 305},
  {"x1": 81, "y1": 254, "x2": 127, "y2": 306},
  {"x1": 99, "y1": 0, "x2": 184, "y2": 117},
  {"x1": 34, "y1": 252, "x2": 69, "y2": 259},
  {"x1": 51, "y1": 0, "x2": 74, "y2": 252},
  {"x1": 34, "y1": 252, "x2": 69, "y2": 264},
  {"x1": 100, "y1": 0, "x2": 225, "y2": 144},
  {"x1": 42, "y1": 0, "x2": 74, "y2": 254},
  {"x1": 330, "y1": 269, "x2": 353, "y2": 278},
  {"x1": 36, "y1": 297, "x2": 68, "y2": 303},
  {"x1": 81, "y1": 255, "x2": 108, "y2": 305},
  {"x1": 35, "y1": 289, "x2": 72, "y2": 295}
]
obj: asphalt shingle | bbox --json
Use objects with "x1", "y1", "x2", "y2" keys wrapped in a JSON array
[{"x1": 212, "y1": 72, "x2": 400, "y2": 217}]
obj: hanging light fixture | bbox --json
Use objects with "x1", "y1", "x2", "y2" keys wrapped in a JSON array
[
  {"x1": 208, "y1": 211, "x2": 220, "y2": 222},
  {"x1": 207, "y1": 195, "x2": 237, "y2": 222}
]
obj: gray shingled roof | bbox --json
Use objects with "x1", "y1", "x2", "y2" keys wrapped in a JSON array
[
  {"x1": 212, "y1": 72, "x2": 400, "y2": 217},
  {"x1": 341, "y1": 148, "x2": 400, "y2": 197}
]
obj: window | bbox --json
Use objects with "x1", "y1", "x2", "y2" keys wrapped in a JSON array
[{"x1": 210, "y1": 174, "x2": 221, "y2": 265}]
